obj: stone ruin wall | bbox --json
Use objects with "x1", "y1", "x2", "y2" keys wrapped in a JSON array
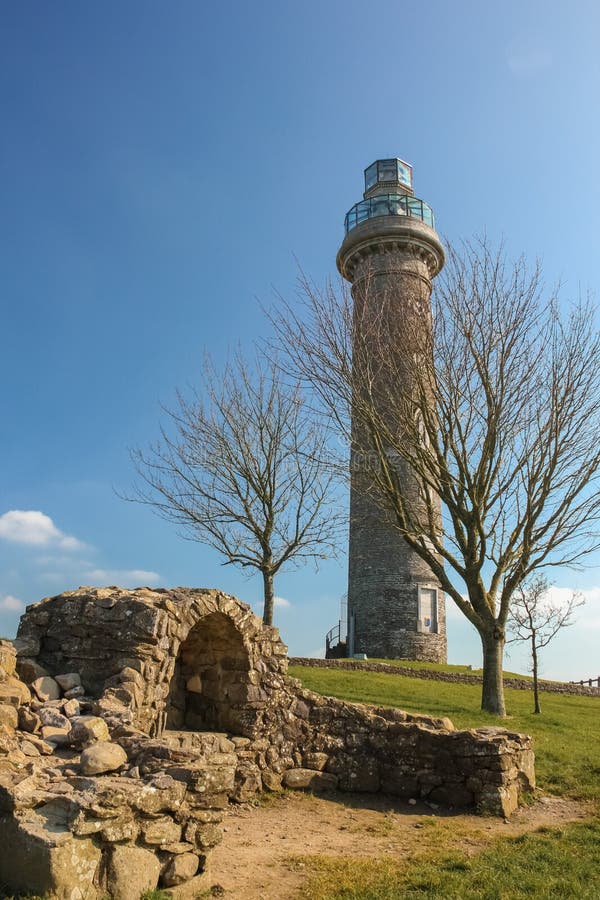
[
  {"x1": 289, "y1": 656, "x2": 600, "y2": 696},
  {"x1": 0, "y1": 586, "x2": 536, "y2": 899}
]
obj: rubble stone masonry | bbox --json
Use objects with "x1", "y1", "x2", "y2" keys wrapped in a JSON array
[{"x1": 0, "y1": 587, "x2": 535, "y2": 897}]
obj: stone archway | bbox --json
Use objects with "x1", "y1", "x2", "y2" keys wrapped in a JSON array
[{"x1": 165, "y1": 611, "x2": 251, "y2": 735}]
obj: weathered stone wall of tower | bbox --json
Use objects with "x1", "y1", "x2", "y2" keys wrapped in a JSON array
[
  {"x1": 338, "y1": 204, "x2": 447, "y2": 663},
  {"x1": 347, "y1": 244, "x2": 447, "y2": 662}
]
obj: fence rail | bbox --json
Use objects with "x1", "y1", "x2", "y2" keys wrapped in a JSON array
[{"x1": 570, "y1": 676, "x2": 600, "y2": 688}]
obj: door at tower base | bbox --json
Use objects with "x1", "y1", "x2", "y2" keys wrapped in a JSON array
[{"x1": 418, "y1": 585, "x2": 438, "y2": 633}]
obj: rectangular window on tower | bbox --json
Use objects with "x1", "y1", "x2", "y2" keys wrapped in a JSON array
[{"x1": 418, "y1": 586, "x2": 438, "y2": 633}]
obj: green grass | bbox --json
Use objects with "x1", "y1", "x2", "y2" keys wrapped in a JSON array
[
  {"x1": 289, "y1": 665, "x2": 600, "y2": 801},
  {"x1": 294, "y1": 820, "x2": 600, "y2": 899},
  {"x1": 352, "y1": 658, "x2": 480, "y2": 674},
  {"x1": 290, "y1": 664, "x2": 600, "y2": 899},
  {"x1": 369, "y1": 658, "x2": 486, "y2": 675},
  {"x1": 0, "y1": 895, "x2": 47, "y2": 900},
  {"x1": 333, "y1": 657, "x2": 538, "y2": 680}
]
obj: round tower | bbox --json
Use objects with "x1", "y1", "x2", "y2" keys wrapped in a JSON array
[{"x1": 337, "y1": 158, "x2": 447, "y2": 662}]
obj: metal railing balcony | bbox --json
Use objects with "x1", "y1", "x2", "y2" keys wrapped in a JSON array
[
  {"x1": 344, "y1": 193, "x2": 435, "y2": 234},
  {"x1": 325, "y1": 619, "x2": 347, "y2": 659}
]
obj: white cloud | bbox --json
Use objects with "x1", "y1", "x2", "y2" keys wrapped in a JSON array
[
  {"x1": 546, "y1": 585, "x2": 600, "y2": 629},
  {"x1": 0, "y1": 510, "x2": 84, "y2": 551},
  {"x1": 249, "y1": 596, "x2": 291, "y2": 615},
  {"x1": 83, "y1": 568, "x2": 162, "y2": 588},
  {"x1": 30, "y1": 554, "x2": 162, "y2": 591},
  {"x1": 0, "y1": 594, "x2": 25, "y2": 612},
  {"x1": 547, "y1": 585, "x2": 600, "y2": 604}
]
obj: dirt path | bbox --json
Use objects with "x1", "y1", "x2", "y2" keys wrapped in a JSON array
[{"x1": 208, "y1": 792, "x2": 591, "y2": 899}]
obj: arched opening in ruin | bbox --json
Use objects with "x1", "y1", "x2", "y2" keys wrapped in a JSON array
[{"x1": 165, "y1": 612, "x2": 251, "y2": 735}]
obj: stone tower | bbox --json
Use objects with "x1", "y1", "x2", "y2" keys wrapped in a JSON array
[{"x1": 336, "y1": 158, "x2": 447, "y2": 662}]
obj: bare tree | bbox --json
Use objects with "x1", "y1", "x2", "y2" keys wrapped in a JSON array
[
  {"x1": 271, "y1": 239, "x2": 600, "y2": 715},
  {"x1": 507, "y1": 575, "x2": 583, "y2": 713},
  {"x1": 129, "y1": 352, "x2": 341, "y2": 625}
]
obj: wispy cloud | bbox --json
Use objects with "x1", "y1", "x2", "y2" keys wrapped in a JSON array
[
  {"x1": 0, "y1": 510, "x2": 84, "y2": 551},
  {"x1": 250, "y1": 595, "x2": 292, "y2": 616},
  {"x1": 0, "y1": 594, "x2": 25, "y2": 612},
  {"x1": 34, "y1": 555, "x2": 163, "y2": 590},
  {"x1": 35, "y1": 554, "x2": 94, "y2": 568},
  {"x1": 83, "y1": 568, "x2": 162, "y2": 587}
]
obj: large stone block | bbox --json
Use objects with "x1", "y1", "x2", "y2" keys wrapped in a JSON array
[
  {"x1": 142, "y1": 815, "x2": 182, "y2": 846},
  {"x1": 0, "y1": 676, "x2": 31, "y2": 707},
  {"x1": 162, "y1": 851, "x2": 200, "y2": 886},
  {"x1": 41, "y1": 725, "x2": 72, "y2": 746},
  {"x1": 0, "y1": 641, "x2": 17, "y2": 677},
  {"x1": 190, "y1": 763, "x2": 236, "y2": 795},
  {"x1": 69, "y1": 715, "x2": 111, "y2": 746},
  {"x1": 192, "y1": 823, "x2": 223, "y2": 851},
  {"x1": 0, "y1": 704, "x2": 18, "y2": 730},
  {"x1": 134, "y1": 775, "x2": 187, "y2": 815},
  {"x1": 379, "y1": 765, "x2": 419, "y2": 798},
  {"x1": 429, "y1": 782, "x2": 474, "y2": 807},
  {"x1": 80, "y1": 742, "x2": 127, "y2": 775},
  {"x1": 39, "y1": 707, "x2": 71, "y2": 730},
  {"x1": 337, "y1": 760, "x2": 380, "y2": 793},
  {"x1": 31, "y1": 676, "x2": 61, "y2": 702},
  {"x1": 0, "y1": 808, "x2": 101, "y2": 899},
  {"x1": 104, "y1": 844, "x2": 161, "y2": 900},
  {"x1": 16, "y1": 657, "x2": 51, "y2": 684},
  {"x1": 303, "y1": 751, "x2": 329, "y2": 771},
  {"x1": 55, "y1": 673, "x2": 82, "y2": 693},
  {"x1": 233, "y1": 761, "x2": 262, "y2": 801},
  {"x1": 478, "y1": 780, "x2": 520, "y2": 817},
  {"x1": 283, "y1": 768, "x2": 338, "y2": 792}
]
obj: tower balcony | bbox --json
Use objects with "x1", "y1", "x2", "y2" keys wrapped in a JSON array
[{"x1": 344, "y1": 193, "x2": 435, "y2": 235}]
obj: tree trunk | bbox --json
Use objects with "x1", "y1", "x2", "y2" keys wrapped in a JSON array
[
  {"x1": 262, "y1": 569, "x2": 275, "y2": 626},
  {"x1": 532, "y1": 638, "x2": 541, "y2": 714},
  {"x1": 480, "y1": 628, "x2": 506, "y2": 716}
]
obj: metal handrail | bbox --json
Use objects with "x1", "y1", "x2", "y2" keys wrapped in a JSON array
[
  {"x1": 325, "y1": 620, "x2": 346, "y2": 652},
  {"x1": 344, "y1": 192, "x2": 434, "y2": 234}
]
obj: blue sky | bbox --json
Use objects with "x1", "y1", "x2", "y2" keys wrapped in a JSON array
[{"x1": 2, "y1": 1, "x2": 600, "y2": 681}]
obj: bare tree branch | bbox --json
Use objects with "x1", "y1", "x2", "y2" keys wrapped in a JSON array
[
  {"x1": 507, "y1": 574, "x2": 583, "y2": 712},
  {"x1": 126, "y1": 351, "x2": 343, "y2": 625},
  {"x1": 268, "y1": 237, "x2": 600, "y2": 714}
]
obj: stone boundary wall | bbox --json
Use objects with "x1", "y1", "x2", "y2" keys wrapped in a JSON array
[{"x1": 289, "y1": 657, "x2": 600, "y2": 697}]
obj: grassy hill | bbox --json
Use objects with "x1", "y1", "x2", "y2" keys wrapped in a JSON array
[
  {"x1": 354, "y1": 658, "x2": 525, "y2": 677},
  {"x1": 368, "y1": 658, "x2": 533, "y2": 680},
  {"x1": 289, "y1": 664, "x2": 600, "y2": 899}
]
